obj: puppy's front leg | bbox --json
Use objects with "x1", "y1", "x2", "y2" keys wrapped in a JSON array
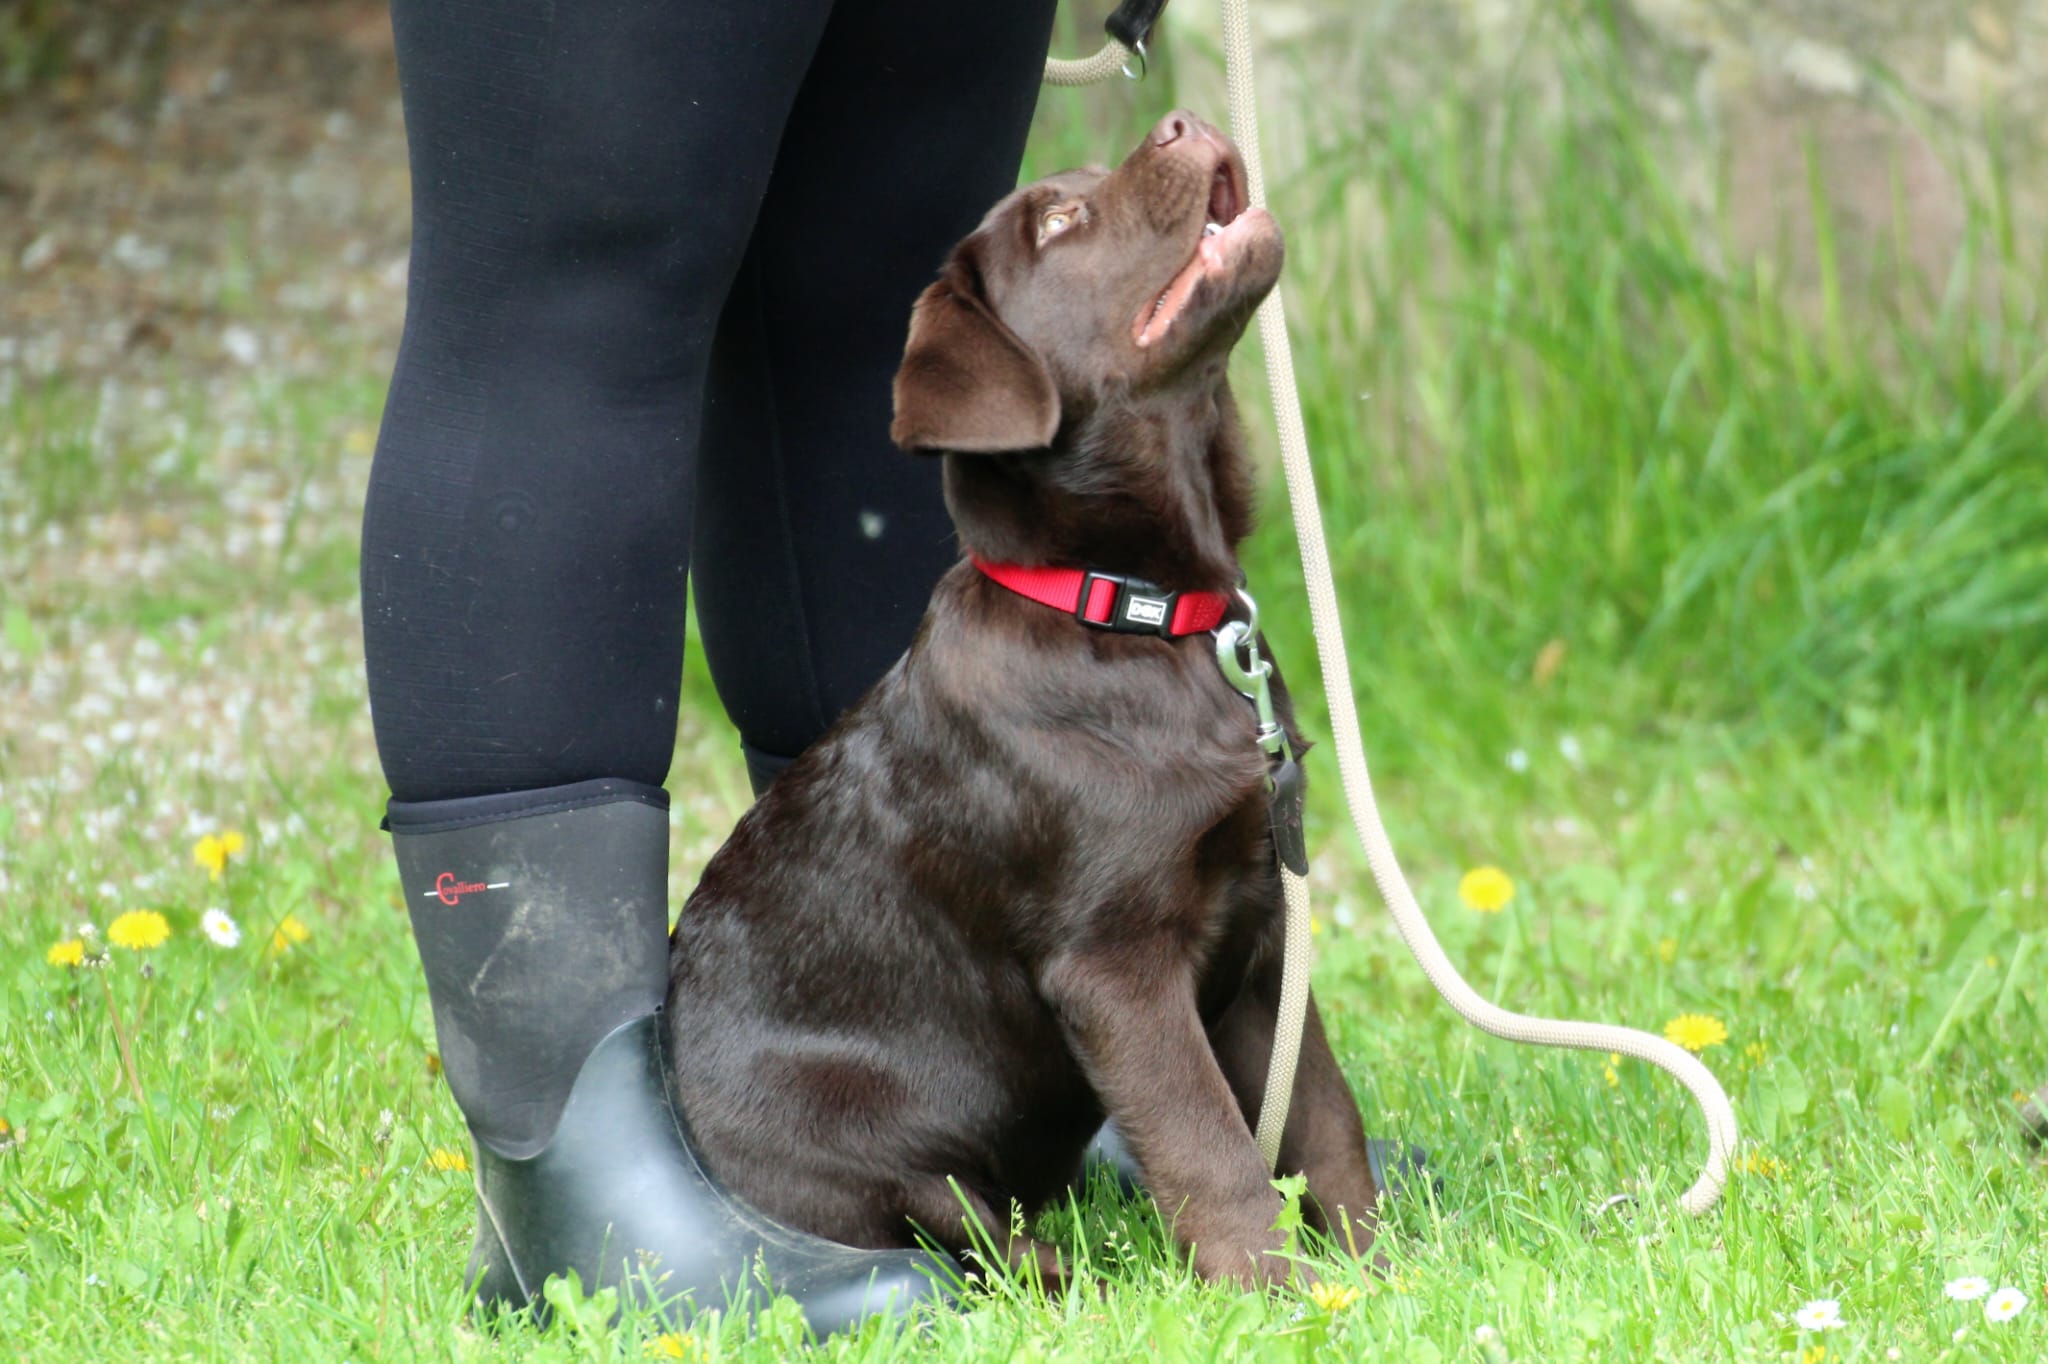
[
  {"x1": 1211, "y1": 977, "x2": 1381, "y2": 1258},
  {"x1": 1042, "y1": 951, "x2": 1294, "y2": 1287}
]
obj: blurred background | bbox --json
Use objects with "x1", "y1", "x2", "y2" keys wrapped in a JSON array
[
  {"x1": 2, "y1": 2, "x2": 2046, "y2": 1355},
  {"x1": 4, "y1": 0, "x2": 2042, "y2": 778}
]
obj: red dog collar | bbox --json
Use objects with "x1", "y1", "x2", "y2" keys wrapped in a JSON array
[{"x1": 972, "y1": 557, "x2": 1231, "y2": 637}]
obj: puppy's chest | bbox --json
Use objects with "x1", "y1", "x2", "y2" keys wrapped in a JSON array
[
  {"x1": 1058, "y1": 774, "x2": 1281, "y2": 974},
  {"x1": 916, "y1": 620, "x2": 1293, "y2": 960}
]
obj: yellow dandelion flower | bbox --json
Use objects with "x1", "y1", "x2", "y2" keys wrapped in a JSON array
[
  {"x1": 1603, "y1": 1052, "x2": 1620, "y2": 1088},
  {"x1": 1309, "y1": 1282, "x2": 1361, "y2": 1314},
  {"x1": 1736, "y1": 1151, "x2": 1782, "y2": 1179},
  {"x1": 646, "y1": 1334, "x2": 700, "y2": 1360},
  {"x1": 1458, "y1": 866, "x2": 1515, "y2": 913},
  {"x1": 428, "y1": 1147, "x2": 470, "y2": 1173},
  {"x1": 269, "y1": 914, "x2": 312, "y2": 955},
  {"x1": 194, "y1": 830, "x2": 247, "y2": 880},
  {"x1": 1803, "y1": 1346, "x2": 1827, "y2": 1364},
  {"x1": 1656, "y1": 937, "x2": 1677, "y2": 964},
  {"x1": 1310, "y1": 916, "x2": 1325, "y2": 938},
  {"x1": 1663, "y1": 1013, "x2": 1727, "y2": 1052},
  {"x1": 47, "y1": 939, "x2": 86, "y2": 968},
  {"x1": 108, "y1": 910, "x2": 171, "y2": 950}
]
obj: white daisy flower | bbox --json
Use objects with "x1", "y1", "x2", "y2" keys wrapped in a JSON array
[
  {"x1": 1794, "y1": 1299, "x2": 1843, "y2": 1331},
  {"x1": 1984, "y1": 1287, "x2": 2027, "y2": 1324},
  {"x1": 1945, "y1": 1276, "x2": 1991, "y2": 1301},
  {"x1": 201, "y1": 908, "x2": 241, "y2": 949},
  {"x1": 1505, "y1": 748, "x2": 1530, "y2": 773}
]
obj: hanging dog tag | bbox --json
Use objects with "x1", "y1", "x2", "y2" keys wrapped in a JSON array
[{"x1": 1267, "y1": 756, "x2": 1308, "y2": 876}]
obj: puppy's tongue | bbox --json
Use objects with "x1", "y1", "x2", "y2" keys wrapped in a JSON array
[{"x1": 1133, "y1": 210, "x2": 1263, "y2": 349}]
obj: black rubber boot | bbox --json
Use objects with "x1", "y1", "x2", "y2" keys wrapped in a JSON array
[{"x1": 386, "y1": 777, "x2": 953, "y2": 1338}]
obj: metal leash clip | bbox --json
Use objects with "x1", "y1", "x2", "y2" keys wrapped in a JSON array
[
  {"x1": 1107, "y1": 0, "x2": 1167, "y2": 79},
  {"x1": 1214, "y1": 584, "x2": 1309, "y2": 877},
  {"x1": 1213, "y1": 586, "x2": 1291, "y2": 777}
]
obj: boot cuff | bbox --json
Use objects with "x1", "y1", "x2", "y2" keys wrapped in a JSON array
[{"x1": 384, "y1": 777, "x2": 668, "y2": 834}]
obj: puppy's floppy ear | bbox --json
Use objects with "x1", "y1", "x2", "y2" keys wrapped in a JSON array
[{"x1": 891, "y1": 260, "x2": 1059, "y2": 454}]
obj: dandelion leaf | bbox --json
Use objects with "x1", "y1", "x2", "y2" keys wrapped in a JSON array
[{"x1": 1747, "y1": 1056, "x2": 1810, "y2": 1143}]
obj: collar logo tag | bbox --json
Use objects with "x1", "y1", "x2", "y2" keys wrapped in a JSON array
[
  {"x1": 1122, "y1": 594, "x2": 1169, "y2": 628},
  {"x1": 427, "y1": 871, "x2": 510, "y2": 906}
]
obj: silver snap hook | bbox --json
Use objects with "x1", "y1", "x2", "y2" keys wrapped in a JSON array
[{"x1": 1231, "y1": 584, "x2": 1259, "y2": 634}]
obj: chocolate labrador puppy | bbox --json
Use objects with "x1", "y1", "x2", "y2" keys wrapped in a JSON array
[{"x1": 668, "y1": 111, "x2": 1378, "y2": 1288}]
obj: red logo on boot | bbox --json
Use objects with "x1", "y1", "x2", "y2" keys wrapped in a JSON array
[{"x1": 425, "y1": 871, "x2": 509, "y2": 906}]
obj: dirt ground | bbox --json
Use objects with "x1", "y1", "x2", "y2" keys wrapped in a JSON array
[
  {"x1": 3, "y1": 0, "x2": 410, "y2": 383},
  {"x1": 2, "y1": 2, "x2": 782, "y2": 913},
  {"x1": 1, "y1": 0, "x2": 412, "y2": 639},
  {"x1": 0, "y1": 2, "x2": 757, "y2": 896}
]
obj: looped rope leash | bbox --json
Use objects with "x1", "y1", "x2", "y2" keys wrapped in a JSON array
[
  {"x1": 1044, "y1": 0, "x2": 1738, "y2": 1216},
  {"x1": 1043, "y1": 0, "x2": 1166, "y2": 85},
  {"x1": 1044, "y1": 37, "x2": 1139, "y2": 87}
]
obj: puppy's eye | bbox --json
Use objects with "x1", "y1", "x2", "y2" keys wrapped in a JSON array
[{"x1": 1036, "y1": 205, "x2": 1081, "y2": 247}]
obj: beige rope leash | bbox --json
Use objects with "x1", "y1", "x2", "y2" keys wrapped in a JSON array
[
  {"x1": 1043, "y1": 39, "x2": 1136, "y2": 87},
  {"x1": 1255, "y1": 868, "x2": 1314, "y2": 1166},
  {"x1": 1048, "y1": 0, "x2": 1739, "y2": 1214},
  {"x1": 1044, "y1": 0, "x2": 1155, "y2": 85}
]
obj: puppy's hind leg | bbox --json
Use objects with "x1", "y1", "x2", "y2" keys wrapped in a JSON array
[{"x1": 898, "y1": 1176, "x2": 1068, "y2": 1295}]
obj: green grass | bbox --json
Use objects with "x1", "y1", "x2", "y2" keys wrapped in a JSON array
[{"x1": 6, "y1": 12, "x2": 2048, "y2": 1361}]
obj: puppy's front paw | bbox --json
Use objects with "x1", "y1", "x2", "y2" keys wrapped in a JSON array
[{"x1": 1195, "y1": 1238, "x2": 1310, "y2": 1290}]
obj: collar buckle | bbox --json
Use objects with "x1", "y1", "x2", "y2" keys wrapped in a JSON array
[{"x1": 1077, "y1": 569, "x2": 1179, "y2": 636}]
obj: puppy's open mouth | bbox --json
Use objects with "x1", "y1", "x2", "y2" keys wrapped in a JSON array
[{"x1": 1132, "y1": 161, "x2": 1264, "y2": 350}]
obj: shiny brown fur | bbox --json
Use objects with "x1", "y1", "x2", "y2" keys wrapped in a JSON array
[{"x1": 667, "y1": 112, "x2": 1378, "y2": 1288}]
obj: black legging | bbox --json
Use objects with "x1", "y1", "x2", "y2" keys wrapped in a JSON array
[{"x1": 362, "y1": 0, "x2": 1058, "y2": 803}]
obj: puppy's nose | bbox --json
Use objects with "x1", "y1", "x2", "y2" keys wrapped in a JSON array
[{"x1": 1150, "y1": 110, "x2": 1212, "y2": 148}]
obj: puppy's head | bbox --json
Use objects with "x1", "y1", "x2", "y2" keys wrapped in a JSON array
[{"x1": 891, "y1": 111, "x2": 1282, "y2": 457}]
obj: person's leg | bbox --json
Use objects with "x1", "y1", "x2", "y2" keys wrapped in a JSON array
[
  {"x1": 691, "y1": 0, "x2": 1059, "y2": 792},
  {"x1": 363, "y1": 0, "x2": 818, "y2": 803},
  {"x1": 360, "y1": 0, "x2": 954, "y2": 1330}
]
